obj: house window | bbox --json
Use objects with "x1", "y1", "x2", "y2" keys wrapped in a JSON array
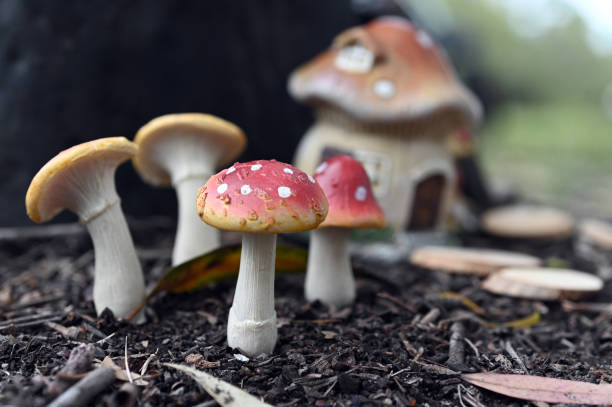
[{"x1": 407, "y1": 173, "x2": 446, "y2": 230}]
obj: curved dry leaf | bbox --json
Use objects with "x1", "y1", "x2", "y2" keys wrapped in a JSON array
[
  {"x1": 462, "y1": 373, "x2": 612, "y2": 405},
  {"x1": 165, "y1": 363, "x2": 272, "y2": 407}
]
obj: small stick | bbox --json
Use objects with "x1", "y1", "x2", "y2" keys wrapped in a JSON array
[
  {"x1": 125, "y1": 336, "x2": 133, "y2": 383},
  {"x1": 48, "y1": 367, "x2": 115, "y2": 407},
  {"x1": 447, "y1": 322, "x2": 466, "y2": 371},
  {"x1": 0, "y1": 316, "x2": 62, "y2": 331},
  {"x1": 5, "y1": 295, "x2": 64, "y2": 311},
  {"x1": 504, "y1": 341, "x2": 528, "y2": 373},
  {"x1": 0, "y1": 312, "x2": 60, "y2": 326}
]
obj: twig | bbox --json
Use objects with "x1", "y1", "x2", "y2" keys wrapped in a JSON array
[
  {"x1": 463, "y1": 337, "x2": 480, "y2": 360},
  {"x1": 419, "y1": 308, "x2": 440, "y2": 326},
  {"x1": 140, "y1": 350, "x2": 158, "y2": 376},
  {"x1": 0, "y1": 312, "x2": 60, "y2": 326},
  {"x1": 447, "y1": 322, "x2": 467, "y2": 371},
  {"x1": 96, "y1": 332, "x2": 116, "y2": 345},
  {"x1": 504, "y1": 341, "x2": 528, "y2": 373},
  {"x1": 5, "y1": 295, "x2": 65, "y2": 311},
  {"x1": 48, "y1": 344, "x2": 95, "y2": 396},
  {"x1": 48, "y1": 367, "x2": 115, "y2": 407},
  {"x1": 0, "y1": 316, "x2": 63, "y2": 331},
  {"x1": 376, "y1": 292, "x2": 416, "y2": 312},
  {"x1": 125, "y1": 336, "x2": 133, "y2": 383}
]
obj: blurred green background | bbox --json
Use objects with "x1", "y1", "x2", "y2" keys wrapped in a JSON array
[{"x1": 404, "y1": 0, "x2": 612, "y2": 217}]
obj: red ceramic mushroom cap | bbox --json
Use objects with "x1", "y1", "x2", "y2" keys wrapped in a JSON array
[
  {"x1": 314, "y1": 155, "x2": 385, "y2": 229},
  {"x1": 288, "y1": 16, "x2": 481, "y2": 125},
  {"x1": 197, "y1": 160, "x2": 328, "y2": 233}
]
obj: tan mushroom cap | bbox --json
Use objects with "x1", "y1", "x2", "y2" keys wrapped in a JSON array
[
  {"x1": 410, "y1": 246, "x2": 541, "y2": 276},
  {"x1": 26, "y1": 137, "x2": 137, "y2": 223},
  {"x1": 288, "y1": 16, "x2": 481, "y2": 125},
  {"x1": 579, "y1": 218, "x2": 612, "y2": 250},
  {"x1": 481, "y1": 205, "x2": 575, "y2": 239},
  {"x1": 133, "y1": 113, "x2": 246, "y2": 186},
  {"x1": 482, "y1": 267, "x2": 603, "y2": 300}
]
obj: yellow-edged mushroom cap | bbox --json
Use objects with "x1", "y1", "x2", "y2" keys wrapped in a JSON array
[
  {"x1": 26, "y1": 137, "x2": 137, "y2": 223},
  {"x1": 133, "y1": 113, "x2": 246, "y2": 186}
]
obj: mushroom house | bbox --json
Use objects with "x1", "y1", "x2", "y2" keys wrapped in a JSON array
[{"x1": 289, "y1": 16, "x2": 482, "y2": 233}]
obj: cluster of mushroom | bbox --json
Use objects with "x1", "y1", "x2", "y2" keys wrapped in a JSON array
[
  {"x1": 195, "y1": 155, "x2": 385, "y2": 356},
  {"x1": 25, "y1": 113, "x2": 246, "y2": 323}
]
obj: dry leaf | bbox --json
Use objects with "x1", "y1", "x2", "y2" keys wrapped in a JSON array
[
  {"x1": 462, "y1": 373, "x2": 612, "y2": 405},
  {"x1": 126, "y1": 244, "x2": 307, "y2": 321},
  {"x1": 165, "y1": 363, "x2": 272, "y2": 406},
  {"x1": 100, "y1": 356, "x2": 147, "y2": 386}
]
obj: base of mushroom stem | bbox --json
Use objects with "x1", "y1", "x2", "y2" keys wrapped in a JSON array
[{"x1": 227, "y1": 306, "x2": 277, "y2": 357}]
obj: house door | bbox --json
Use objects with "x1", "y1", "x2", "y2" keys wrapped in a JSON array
[{"x1": 407, "y1": 173, "x2": 446, "y2": 230}]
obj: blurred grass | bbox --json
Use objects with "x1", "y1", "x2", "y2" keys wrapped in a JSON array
[{"x1": 480, "y1": 102, "x2": 612, "y2": 217}]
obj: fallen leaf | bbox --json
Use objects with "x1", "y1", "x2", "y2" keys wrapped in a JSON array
[
  {"x1": 439, "y1": 292, "x2": 487, "y2": 316},
  {"x1": 165, "y1": 363, "x2": 272, "y2": 406},
  {"x1": 126, "y1": 244, "x2": 307, "y2": 321},
  {"x1": 462, "y1": 373, "x2": 612, "y2": 405}
]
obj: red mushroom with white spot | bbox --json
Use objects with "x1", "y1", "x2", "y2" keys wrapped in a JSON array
[
  {"x1": 197, "y1": 160, "x2": 328, "y2": 356},
  {"x1": 305, "y1": 155, "x2": 385, "y2": 306}
]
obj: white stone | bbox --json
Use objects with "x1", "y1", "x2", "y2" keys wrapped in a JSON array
[
  {"x1": 217, "y1": 183, "x2": 228, "y2": 194},
  {"x1": 278, "y1": 186, "x2": 291, "y2": 198}
]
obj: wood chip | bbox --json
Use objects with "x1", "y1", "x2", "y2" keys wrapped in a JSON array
[
  {"x1": 578, "y1": 218, "x2": 612, "y2": 250},
  {"x1": 410, "y1": 246, "x2": 541, "y2": 275},
  {"x1": 481, "y1": 205, "x2": 575, "y2": 239},
  {"x1": 482, "y1": 267, "x2": 603, "y2": 300}
]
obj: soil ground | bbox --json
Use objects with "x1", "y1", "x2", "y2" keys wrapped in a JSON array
[{"x1": 0, "y1": 218, "x2": 611, "y2": 406}]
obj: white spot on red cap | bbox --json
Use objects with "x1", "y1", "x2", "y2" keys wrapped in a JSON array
[
  {"x1": 278, "y1": 186, "x2": 291, "y2": 198},
  {"x1": 308, "y1": 175, "x2": 316, "y2": 183},
  {"x1": 217, "y1": 183, "x2": 228, "y2": 194},
  {"x1": 315, "y1": 162, "x2": 328, "y2": 174},
  {"x1": 226, "y1": 166, "x2": 236, "y2": 174},
  {"x1": 251, "y1": 164, "x2": 262, "y2": 171},
  {"x1": 373, "y1": 79, "x2": 395, "y2": 99},
  {"x1": 241, "y1": 185, "x2": 252, "y2": 195},
  {"x1": 283, "y1": 168, "x2": 294, "y2": 174},
  {"x1": 416, "y1": 30, "x2": 434, "y2": 48},
  {"x1": 355, "y1": 186, "x2": 367, "y2": 201}
]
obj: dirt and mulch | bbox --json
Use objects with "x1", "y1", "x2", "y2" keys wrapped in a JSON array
[{"x1": 0, "y1": 219, "x2": 611, "y2": 406}]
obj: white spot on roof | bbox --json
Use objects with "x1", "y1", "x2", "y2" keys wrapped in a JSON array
[
  {"x1": 217, "y1": 183, "x2": 228, "y2": 194},
  {"x1": 373, "y1": 79, "x2": 395, "y2": 99},
  {"x1": 240, "y1": 184, "x2": 252, "y2": 195},
  {"x1": 251, "y1": 164, "x2": 262, "y2": 171},
  {"x1": 308, "y1": 175, "x2": 316, "y2": 183},
  {"x1": 355, "y1": 186, "x2": 367, "y2": 201},
  {"x1": 315, "y1": 162, "x2": 328, "y2": 174},
  {"x1": 226, "y1": 166, "x2": 236, "y2": 174},
  {"x1": 416, "y1": 30, "x2": 434, "y2": 48},
  {"x1": 283, "y1": 168, "x2": 294, "y2": 174},
  {"x1": 278, "y1": 186, "x2": 291, "y2": 198}
]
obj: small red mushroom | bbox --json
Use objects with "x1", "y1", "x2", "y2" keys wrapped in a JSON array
[
  {"x1": 197, "y1": 160, "x2": 328, "y2": 356},
  {"x1": 305, "y1": 155, "x2": 385, "y2": 306}
]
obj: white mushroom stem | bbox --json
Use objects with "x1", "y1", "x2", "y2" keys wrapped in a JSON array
[
  {"x1": 85, "y1": 200, "x2": 145, "y2": 323},
  {"x1": 305, "y1": 227, "x2": 355, "y2": 307},
  {"x1": 157, "y1": 137, "x2": 224, "y2": 265},
  {"x1": 173, "y1": 176, "x2": 219, "y2": 265},
  {"x1": 227, "y1": 233, "x2": 277, "y2": 357}
]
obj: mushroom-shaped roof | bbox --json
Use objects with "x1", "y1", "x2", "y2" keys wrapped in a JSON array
[
  {"x1": 288, "y1": 16, "x2": 481, "y2": 124},
  {"x1": 26, "y1": 137, "x2": 137, "y2": 223},
  {"x1": 314, "y1": 155, "x2": 385, "y2": 229},
  {"x1": 197, "y1": 160, "x2": 328, "y2": 233},
  {"x1": 133, "y1": 113, "x2": 246, "y2": 186}
]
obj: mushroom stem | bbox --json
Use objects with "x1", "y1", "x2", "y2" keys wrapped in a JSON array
[
  {"x1": 85, "y1": 200, "x2": 145, "y2": 323},
  {"x1": 227, "y1": 233, "x2": 277, "y2": 357},
  {"x1": 305, "y1": 227, "x2": 354, "y2": 307},
  {"x1": 173, "y1": 176, "x2": 219, "y2": 265}
]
